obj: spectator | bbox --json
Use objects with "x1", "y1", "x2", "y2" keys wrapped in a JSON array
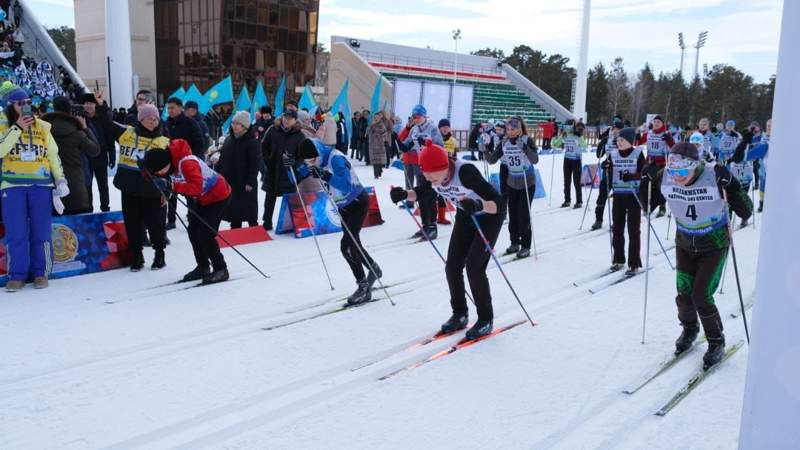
[
  {"x1": 367, "y1": 110, "x2": 389, "y2": 179},
  {"x1": 41, "y1": 96, "x2": 100, "y2": 215},
  {"x1": 12, "y1": 25, "x2": 23, "y2": 48},
  {"x1": 350, "y1": 111, "x2": 361, "y2": 158},
  {"x1": 184, "y1": 100, "x2": 210, "y2": 152},
  {"x1": 335, "y1": 111, "x2": 348, "y2": 153},
  {"x1": 82, "y1": 92, "x2": 116, "y2": 212},
  {"x1": 217, "y1": 111, "x2": 260, "y2": 229},
  {"x1": 316, "y1": 109, "x2": 338, "y2": 147},
  {"x1": 125, "y1": 89, "x2": 154, "y2": 126},
  {"x1": 11, "y1": 0, "x2": 21, "y2": 27},
  {"x1": 260, "y1": 109, "x2": 304, "y2": 230},
  {"x1": 0, "y1": 84, "x2": 67, "y2": 292},
  {"x1": 253, "y1": 105, "x2": 272, "y2": 141},
  {"x1": 358, "y1": 109, "x2": 370, "y2": 163},
  {"x1": 468, "y1": 122, "x2": 481, "y2": 160},
  {"x1": 204, "y1": 105, "x2": 222, "y2": 144},
  {"x1": 297, "y1": 109, "x2": 316, "y2": 138}
]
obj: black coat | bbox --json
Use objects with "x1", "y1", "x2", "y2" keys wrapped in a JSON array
[
  {"x1": 217, "y1": 128, "x2": 260, "y2": 223},
  {"x1": 261, "y1": 120, "x2": 304, "y2": 196},
  {"x1": 86, "y1": 105, "x2": 117, "y2": 167},
  {"x1": 165, "y1": 113, "x2": 205, "y2": 159}
]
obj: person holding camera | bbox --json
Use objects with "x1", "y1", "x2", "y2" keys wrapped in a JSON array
[
  {"x1": 41, "y1": 96, "x2": 100, "y2": 215},
  {"x1": 0, "y1": 84, "x2": 68, "y2": 292}
]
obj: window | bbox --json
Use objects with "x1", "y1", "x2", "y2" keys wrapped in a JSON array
[
  {"x1": 279, "y1": 5, "x2": 288, "y2": 28},
  {"x1": 298, "y1": 10, "x2": 307, "y2": 31}
]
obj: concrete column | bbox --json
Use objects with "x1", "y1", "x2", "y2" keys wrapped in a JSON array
[
  {"x1": 738, "y1": 1, "x2": 800, "y2": 448},
  {"x1": 105, "y1": 0, "x2": 134, "y2": 109},
  {"x1": 573, "y1": 0, "x2": 591, "y2": 123}
]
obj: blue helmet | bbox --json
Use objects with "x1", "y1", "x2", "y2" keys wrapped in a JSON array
[
  {"x1": 411, "y1": 104, "x2": 427, "y2": 117},
  {"x1": 689, "y1": 132, "x2": 704, "y2": 145},
  {"x1": 725, "y1": 119, "x2": 736, "y2": 128}
]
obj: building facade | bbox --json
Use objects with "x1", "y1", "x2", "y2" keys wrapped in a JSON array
[{"x1": 75, "y1": 0, "x2": 319, "y2": 105}]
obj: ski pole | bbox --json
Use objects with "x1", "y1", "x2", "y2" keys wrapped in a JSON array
[
  {"x1": 401, "y1": 198, "x2": 475, "y2": 305},
  {"x1": 631, "y1": 190, "x2": 675, "y2": 271},
  {"x1": 606, "y1": 175, "x2": 613, "y2": 260},
  {"x1": 522, "y1": 172, "x2": 539, "y2": 260},
  {"x1": 317, "y1": 179, "x2": 395, "y2": 305},
  {"x1": 641, "y1": 180, "x2": 653, "y2": 344},
  {"x1": 579, "y1": 164, "x2": 599, "y2": 230},
  {"x1": 665, "y1": 212, "x2": 672, "y2": 240},
  {"x1": 469, "y1": 214, "x2": 535, "y2": 328},
  {"x1": 146, "y1": 169, "x2": 270, "y2": 279},
  {"x1": 288, "y1": 168, "x2": 335, "y2": 291},
  {"x1": 722, "y1": 190, "x2": 750, "y2": 344},
  {"x1": 718, "y1": 252, "x2": 729, "y2": 295},
  {"x1": 548, "y1": 150, "x2": 556, "y2": 207}
]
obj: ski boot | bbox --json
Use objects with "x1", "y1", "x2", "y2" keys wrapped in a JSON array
[
  {"x1": 674, "y1": 324, "x2": 700, "y2": 356},
  {"x1": 419, "y1": 226, "x2": 437, "y2": 241},
  {"x1": 516, "y1": 248, "x2": 531, "y2": 259},
  {"x1": 624, "y1": 266, "x2": 641, "y2": 277},
  {"x1": 739, "y1": 217, "x2": 750, "y2": 229},
  {"x1": 703, "y1": 335, "x2": 726, "y2": 370},
  {"x1": 573, "y1": 202, "x2": 583, "y2": 209},
  {"x1": 346, "y1": 281, "x2": 372, "y2": 306},
  {"x1": 202, "y1": 267, "x2": 230, "y2": 285},
  {"x1": 130, "y1": 251, "x2": 145, "y2": 272},
  {"x1": 165, "y1": 221, "x2": 177, "y2": 230},
  {"x1": 441, "y1": 312, "x2": 468, "y2": 334},
  {"x1": 182, "y1": 266, "x2": 211, "y2": 282},
  {"x1": 465, "y1": 319, "x2": 493, "y2": 340},
  {"x1": 151, "y1": 250, "x2": 166, "y2": 270},
  {"x1": 560, "y1": 201, "x2": 571, "y2": 208},
  {"x1": 758, "y1": 200, "x2": 763, "y2": 213},
  {"x1": 366, "y1": 263, "x2": 383, "y2": 289},
  {"x1": 609, "y1": 263, "x2": 624, "y2": 272},
  {"x1": 504, "y1": 244, "x2": 521, "y2": 256},
  {"x1": 590, "y1": 220, "x2": 602, "y2": 231}
]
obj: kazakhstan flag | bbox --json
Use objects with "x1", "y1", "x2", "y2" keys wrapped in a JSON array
[{"x1": 203, "y1": 76, "x2": 234, "y2": 110}]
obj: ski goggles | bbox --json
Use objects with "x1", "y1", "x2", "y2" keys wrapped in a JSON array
[{"x1": 666, "y1": 154, "x2": 699, "y2": 177}]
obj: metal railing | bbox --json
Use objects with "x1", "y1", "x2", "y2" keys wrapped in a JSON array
[{"x1": 356, "y1": 49, "x2": 503, "y2": 77}]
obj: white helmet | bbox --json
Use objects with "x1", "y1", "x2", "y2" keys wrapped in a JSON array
[{"x1": 689, "y1": 132, "x2": 704, "y2": 145}]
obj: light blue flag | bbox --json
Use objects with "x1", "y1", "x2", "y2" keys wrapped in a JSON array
[
  {"x1": 203, "y1": 76, "x2": 234, "y2": 112},
  {"x1": 224, "y1": 86, "x2": 251, "y2": 134},
  {"x1": 298, "y1": 84, "x2": 317, "y2": 114},
  {"x1": 162, "y1": 86, "x2": 185, "y2": 120},
  {"x1": 250, "y1": 81, "x2": 269, "y2": 123},
  {"x1": 330, "y1": 80, "x2": 351, "y2": 142},
  {"x1": 221, "y1": 114, "x2": 233, "y2": 136},
  {"x1": 273, "y1": 76, "x2": 286, "y2": 118},
  {"x1": 182, "y1": 84, "x2": 208, "y2": 113},
  {"x1": 369, "y1": 76, "x2": 382, "y2": 121}
]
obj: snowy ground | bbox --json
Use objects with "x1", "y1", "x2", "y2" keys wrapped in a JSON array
[{"x1": 0, "y1": 152, "x2": 761, "y2": 450}]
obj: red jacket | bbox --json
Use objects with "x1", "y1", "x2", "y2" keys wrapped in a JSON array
[
  {"x1": 168, "y1": 139, "x2": 231, "y2": 205},
  {"x1": 540, "y1": 122, "x2": 555, "y2": 139},
  {"x1": 636, "y1": 125, "x2": 674, "y2": 166},
  {"x1": 398, "y1": 126, "x2": 418, "y2": 165}
]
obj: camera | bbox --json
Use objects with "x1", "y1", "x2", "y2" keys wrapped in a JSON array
[{"x1": 71, "y1": 104, "x2": 86, "y2": 117}]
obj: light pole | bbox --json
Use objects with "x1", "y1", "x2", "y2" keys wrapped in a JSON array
[
  {"x1": 573, "y1": 0, "x2": 591, "y2": 123},
  {"x1": 452, "y1": 29, "x2": 461, "y2": 85},
  {"x1": 678, "y1": 32, "x2": 686, "y2": 79},
  {"x1": 693, "y1": 31, "x2": 708, "y2": 80}
]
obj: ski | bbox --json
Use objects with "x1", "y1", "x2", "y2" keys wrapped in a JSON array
[
  {"x1": 351, "y1": 326, "x2": 468, "y2": 372},
  {"x1": 622, "y1": 336, "x2": 708, "y2": 395},
  {"x1": 281, "y1": 281, "x2": 412, "y2": 315},
  {"x1": 378, "y1": 320, "x2": 526, "y2": 381},
  {"x1": 588, "y1": 268, "x2": 650, "y2": 295},
  {"x1": 261, "y1": 289, "x2": 412, "y2": 332},
  {"x1": 572, "y1": 266, "x2": 623, "y2": 287},
  {"x1": 103, "y1": 277, "x2": 241, "y2": 304},
  {"x1": 730, "y1": 300, "x2": 755, "y2": 319},
  {"x1": 654, "y1": 340, "x2": 745, "y2": 416}
]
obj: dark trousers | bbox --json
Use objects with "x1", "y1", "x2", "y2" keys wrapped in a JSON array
[
  {"x1": 675, "y1": 246, "x2": 728, "y2": 339},
  {"x1": 542, "y1": 137, "x2": 552, "y2": 149},
  {"x1": 563, "y1": 158, "x2": 582, "y2": 203},
  {"x1": 611, "y1": 194, "x2": 642, "y2": 268},
  {"x1": 446, "y1": 212, "x2": 503, "y2": 321},
  {"x1": 121, "y1": 192, "x2": 165, "y2": 253},
  {"x1": 417, "y1": 176, "x2": 437, "y2": 230},
  {"x1": 507, "y1": 186, "x2": 533, "y2": 249},
  {"x1": 87, "y1": 164, "x2": 110, "y2": 212},
  {"x1": 373, "y1": 164, "x2": 383, "y2": 178},
  {"x1": 595, "y1": 172, "x2": 609, "y2": 223},
  {"x1": 189, "y1": 198, "x2": 228, "y2": 271},
  {"x1": 340, "y1": 192, "x2": 377, "y2": 282},
  {"x1": 167, "y1": 194, "x2": 177, "y2": 224},
  {"x1": 263, "y1": 191, "x2": 278, "y2": 227},
  {"x1": 752, "y1": 159, "x2": 761, "y2": 189}
]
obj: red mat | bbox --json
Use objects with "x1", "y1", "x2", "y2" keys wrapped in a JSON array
[{"x1": 216, "y1": 226, "x2": 273, "y2": 248}]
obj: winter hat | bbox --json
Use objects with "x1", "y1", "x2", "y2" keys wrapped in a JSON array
[
  {"x1": 411, "y1": 104, "x2": 427, "y2": 117},
  {"x1": 418, "y1": 140, "x2": 450, "y2": 173},
  {"x1": 184, "y1": 100, "x2": 199, "y2": 110},
  {"x1": 298, "y1": 138, "x2": 319, "y2": 160},
  {"x1": 612, "y1": 119, "x2": 624, "y2": 130},
  {"x1": 82, "y1": 93, "x2": 98, "y2": 104},
  {"x1": 297, "y1": 110, "x2": 311, "y2": 123},
  {"x1": 725, "y1": 119, "x2": 736, "y2": 128},
  {"x1": 618, "y1": 127, "x2": 636, "y2": 145},
  {"x1": 143, "y1": 148, "x2": 173, "y2": 173},
  {"x1": 438, "y1": 118, "x2": 450, "y2": 128},
  {"x1": 670, "y1": 142, "x2": 699, "y2": 161},
  {"x1": 652, "y1": 115, "x2": 664, "y2": 122},
  {"x1": 137, "y1": 103, "x2": 159, "y2": 122},
  {"x1": 232, "y1": 110, "x2": 251, "y2": 127},
  {"x1": 282, "y1": 109, "x2": 298, "y2": 119},
  {"x1": 3, "y1": 85, "x2": 29, "y2": 105}
]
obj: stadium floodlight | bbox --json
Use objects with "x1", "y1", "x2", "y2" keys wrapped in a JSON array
[
  {"x1": 693, "y1": 31, "x2": 708, "y2": 79},
  {"x1": 452, "y1": 29, "x2": 462, "y2": 85},
  {"x1": 678, "y1": 32, "x2": 686, "y2": 78}
]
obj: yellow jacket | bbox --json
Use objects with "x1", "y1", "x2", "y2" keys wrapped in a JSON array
[
  {"x1": 0, "y1": 118, "x2": 65, "y2": 189},
  {"x1": 443, "y1": 135, "x2": 457, "y2": 157}
]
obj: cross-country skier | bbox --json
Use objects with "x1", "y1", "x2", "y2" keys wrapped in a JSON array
[
  {"x1": 695, "y1": 118, "x2": 717, "y2": 162},
  {"x1": 604, "y1": 127, "x2": 645, "y2": 276},
  {"x1": 298, "y1": 138, "x2": 382, "y2": 305},
  {"x1": 716, "y1": 120, "x2": 742, "y2": 164},
  {"x1": 552, "y1": 120, "x2": 587, "y2": 208},
  {"x1": 591, "y1": 119, "x2": 623, "y2": 230},
  {"x1": 389, "y1": 141, "x2": 506, "y2": 340},
  {"x1": 486, "y1": 117, "x2": 539, "y2": 258},
  {"x1": 398, "y1": 105, "x2": 443, "y2": 240},
  {"x1": 640, "y1": 142, "x2": 752, "y2": 369},
  {"x1": 143, "y1": 139, "x2": 232, "y2": 284},
  {"x1": 636, "y1": 115, "x2": 674, "y2": 217}
]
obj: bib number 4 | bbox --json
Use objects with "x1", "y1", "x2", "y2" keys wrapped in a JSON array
[{"x1": 685, "y1": 204, "x2": 698, "y2": 221}]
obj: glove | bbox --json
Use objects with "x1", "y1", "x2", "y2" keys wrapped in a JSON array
[
  {"x1": 459, "y1": 198, "x2": 483, "y2": 215},
  {"x1": 641, "y1": 163, "x2": 659, "y2": 181},
  {"x1": 136, "y1": 157, "x2": 146, "y2": 171},
  {"x1": 54, "y1": 178, "x2": 70, "y2": 198},
  {"x1": 390, "y1": 186, "x2": 408, "y2": 204},
  {"x1": 297, "y1": 164, "x2": 310, "y2": 179},
  {"x1": 600, "y1": 159, "x2": 610, "y2": 170},
  {"x1": 621, "y1": 172, "x2": 633, "y2": 182},
  {"x1": 282, "y1": 153, "x2": 295, "y2": 168},
  {"x1": 416, "y1": 136, "x2": 426, "y2": 147},
  {"x1": 310, "y1": 165, "x2": 330, "y2": 181},
  {"x1": 153, "y1": 177, "x2": 172, "y2": 194}
]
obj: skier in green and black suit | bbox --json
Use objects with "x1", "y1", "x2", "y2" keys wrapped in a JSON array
[{"x1": 640, "y1": 142, "x2": 752, "y2": 369}]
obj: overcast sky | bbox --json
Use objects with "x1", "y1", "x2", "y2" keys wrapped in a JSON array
[{"x1": 28, "y1": 0, "x2": 782, "y2": 82}]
